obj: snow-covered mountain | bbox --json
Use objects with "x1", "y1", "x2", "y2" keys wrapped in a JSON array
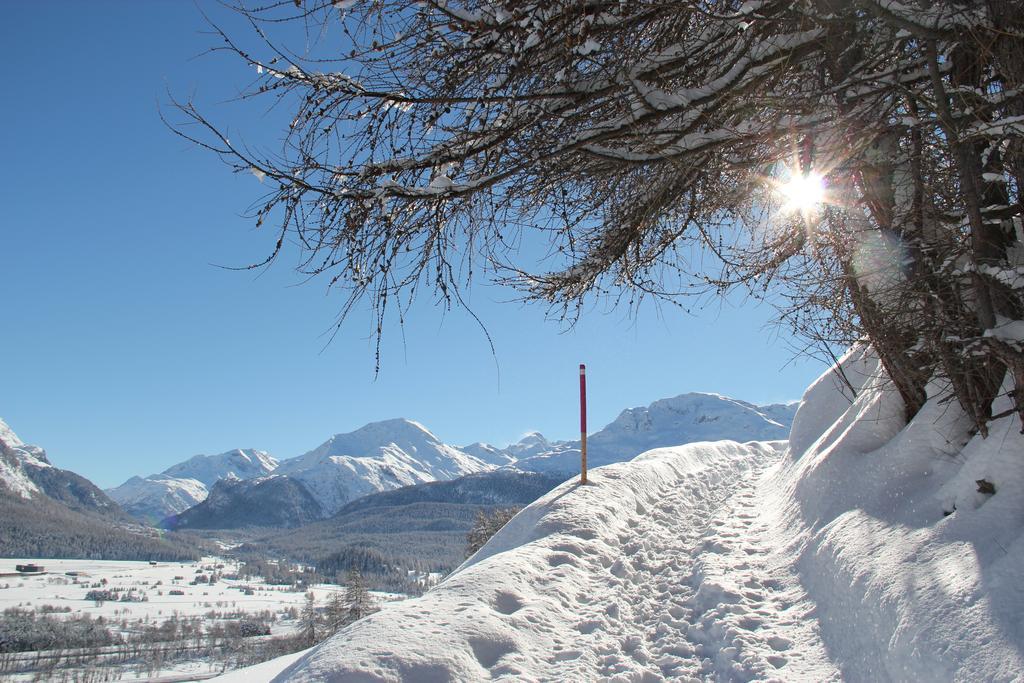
[
  {"x1": 263, "y1": 395, "x2": 793, "y2": 525},
  {"x1": 273, "y1": 418, "x2": 492, "y2": 516},
  {"x1": 0, "y1": 419, "x2": 43, "y2": 500},
  {"x1": 167, "y1": 418, "x2": 496, "y2": 529},
  {"x1": 107, "y1": 476, "x2": 211, "y2": 523},
  {"x1": 107, "y1": 448, "x2": 277, "y2": 522},
  {"x1": 461, "y1": 442, "x2": 518, "y2": 467},
  {"x1": 0, "y1": 418, "x2": 119, "y2": 515},
  {"x1": 497, "y1": 393, "x2": 796, "y2": 474},
  {"x1": 462, "y1": 432, "x2": 568, "y2": 467},
  {"x1": 161, "y1": 449, "x2": 278, "y2": 486}
]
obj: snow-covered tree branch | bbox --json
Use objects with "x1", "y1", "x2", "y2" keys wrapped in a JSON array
[{"x1": 173, "y1": 0, "x2": 1024, "y2": 431}]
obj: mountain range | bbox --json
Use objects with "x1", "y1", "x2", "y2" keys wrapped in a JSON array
[
  {"x1": 104, "y1": 392, "x2": 796, "y2": 530},
  {"x1": 244, "y1": 469, "x2": 570, "y2": 584},
  {"x1": 1, "y1": 391, "x2": 797, "y2": 543}
]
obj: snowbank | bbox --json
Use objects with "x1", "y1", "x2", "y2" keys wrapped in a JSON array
[
  {"x1": 768, "y1": 348, "x2": 1024, "y2": 681},
  {"x1": 221, "y1": 347, "x2": 1024, "y2": 682}
]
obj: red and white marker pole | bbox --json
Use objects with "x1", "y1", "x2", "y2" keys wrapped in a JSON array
[{"x1": 579, "y1": 364, "x2": 588, "y2": 485}]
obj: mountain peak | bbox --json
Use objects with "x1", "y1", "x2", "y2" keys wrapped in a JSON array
[
  {"x1": 0, "y1": 418, "x2": 24, "y2": 450},
  {"x1": 0, "y1": 419, "x2": 50, "y2": 468},
  {"x1": 309, "y1": 418, "x2": 444, "y2": 461},
  {"x1": 606, "y1": 392, "x2": 789, "y2": 434},
  {"x1": 159, "y1": 448, "x2": 278, "y2": 487},
  {"x1": 269, "y1": 418, "x2": 492, "y2": 516},
  {"x1": 344, "y1": 418, "x2": 440, "y2": 442}
]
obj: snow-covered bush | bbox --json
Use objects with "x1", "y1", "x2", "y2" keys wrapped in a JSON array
[{"x1": 0, "y1": 608, "x2": 119, "y2": 653}]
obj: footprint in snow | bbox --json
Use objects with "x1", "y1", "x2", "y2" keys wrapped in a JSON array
[
  {"x1": 548, "y1": 553, "x2": 578, "y2": 568},
  {"x1": 571, "y1": 528, "x2": 598, "y2": 540},
  {"x1": 492, "y1": 591, "x2": 523, "y2": 615},
  {"x1": 468, "y1": 637, "x2": 516, "y2": 669},
  {"x1": 549, "y1": 541, "x2": 584, "y2": 556},
  {"x1": 701, "y1": 539, "x2": 731, "y2": 553},
  {"x1": 736, "y1": 616, "x2": 764, "y2": 631},
  {"x1": 552, "y1": 649, "x2": 583, "y2": 662}
]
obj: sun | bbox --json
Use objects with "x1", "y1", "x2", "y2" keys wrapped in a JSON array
[{"x1": 778, "y1": 170, "x2": 826, "y2": 213}]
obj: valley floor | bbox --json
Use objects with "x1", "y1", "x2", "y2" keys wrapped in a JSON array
[{"x1": 0, "y1": 556, "x2": 401, "y2": 681}]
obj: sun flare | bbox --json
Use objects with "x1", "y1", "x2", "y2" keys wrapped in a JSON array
[{"x1": 779, "y1": 171, "x2": 825, "y2": 213}]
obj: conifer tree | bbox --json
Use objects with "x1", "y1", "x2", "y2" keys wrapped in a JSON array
[
  {"x1": 325, "y1": 590, "x2": 348, "y2": 634},
  {"x1": 299, "y1": 591, "x2": 319, "y2": 647},
  {"x1": 466, "y1": 507, "x2": 520, "y2": 558},
  {"x1": 344, "y1": 568, "x2": 377, "y2": 624}
]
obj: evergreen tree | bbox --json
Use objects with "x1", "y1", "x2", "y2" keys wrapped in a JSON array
[
  {"x1": 466, "y1": 508, "x2": 520, "y2": 558},
  {"x1": 325, "y1": 590, "x2": 348, "y2": 634},
  {"x1": 344, "y1": 569, "x2": 377, "y2": 625},
  {"x1": 299, "y1": 591, "x2": 319, "y2": 647}
]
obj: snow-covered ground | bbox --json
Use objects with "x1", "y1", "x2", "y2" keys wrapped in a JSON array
[
  {"x1": 0, "y1": 557, "x2": 361, "y2": 629},
  {"x1": 221, "y1": 346, "x2": 1024, "y2": 681},
  {"x1": 1, "y1": 556, "x2": 405, "y2": 681}
]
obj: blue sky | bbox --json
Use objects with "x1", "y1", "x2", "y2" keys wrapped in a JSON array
[{"x1": 1, "y1": 2, "x2": 827, "y2": 488}]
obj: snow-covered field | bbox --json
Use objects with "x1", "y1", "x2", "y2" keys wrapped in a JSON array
[
  {"x1": 222, "y1": 347, "x2": 1024, "y2": 682},
  {"x1": 0, "y1": 557, "x2": 364, "y2": 630},
  {"x1": 0, "y1": 556, "x2": 404, "y2": 681}
]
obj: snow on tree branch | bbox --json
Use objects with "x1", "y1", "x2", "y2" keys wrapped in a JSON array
[{"x1": 174, "y1": 0, "x2": 1024, "y2": 426}]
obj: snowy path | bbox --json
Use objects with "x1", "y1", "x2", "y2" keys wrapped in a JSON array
[
  {"x1": 254, "y1": 441, "x2": 839, "y2": 682},
  {"x1": 522, "y1": 447, "x2": 837, "y2": 681}
]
